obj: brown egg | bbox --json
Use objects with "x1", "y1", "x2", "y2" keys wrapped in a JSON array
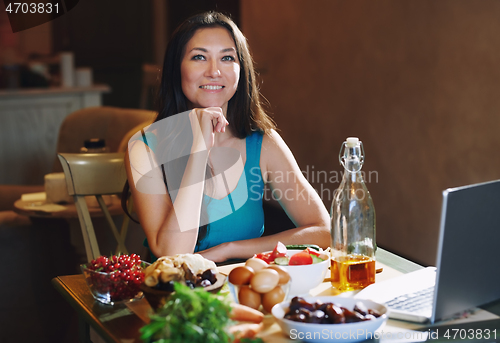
[
  {"x1": 250, "y1": 268, "x2": 280, "y2": 293},
  {"x1": 228, "y1": 266, "x2": 254, "y2": 285},
  {"x1": 266, "y1": 265, "x2": 291, "y2": 285},
  {"x1": 238, "y1": 285, "x2": 261, "y2": 310},
  {"x1": 262, "y1": 285, "x2": 286, "y2": 313},
  {"x1": 245, "y1": 257, "x2": 268, "y2": 272}
]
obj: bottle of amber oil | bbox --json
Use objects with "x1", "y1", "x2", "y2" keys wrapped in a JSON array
[{"x1": 330, "y1": 137, "x2": 376, "y2": 292}]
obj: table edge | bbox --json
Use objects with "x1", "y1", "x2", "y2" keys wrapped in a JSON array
[
  {"x1": 376, "y1": 247, "x2": 424, "y2": 274},
  {"x1": 51, "y1": 276, "x2": 121, "y2": 343}
]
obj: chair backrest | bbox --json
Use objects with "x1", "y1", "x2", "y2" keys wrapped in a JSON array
[
  {"x1": 53, "y1": 106, "x2": 156, "y2": 172},
  {"x1": 58, "y1": 152, "x2": 129, "y2": 261},
  {"x1": 58, "y1": 153, "x2": 126, "y2": 196}
]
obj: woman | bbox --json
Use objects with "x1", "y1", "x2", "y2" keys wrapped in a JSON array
[{"x1": 125, "y1": 11, "x2": 330, "y2": 263}]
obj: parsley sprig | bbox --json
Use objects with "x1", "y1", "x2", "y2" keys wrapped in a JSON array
[{"x1": 140, "y1": 282, "x2": 233, "y2": 343}]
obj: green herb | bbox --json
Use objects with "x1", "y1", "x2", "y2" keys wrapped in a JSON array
[
  {"x1": 285, "y1": 244, "x2": 320, "y2": 251},
  {"x1": 140, "y1": 282, "x2": 233, "y2": 343},
  {"x1": 240, "y1": 338, "x2": 265, "y2": 343},
  {"x1": 311, "y1": 255, "x2": 325, "y2": 264}
]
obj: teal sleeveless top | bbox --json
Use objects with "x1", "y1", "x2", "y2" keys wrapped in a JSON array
[
  {"x1": 195, "y1": 131, "x2": 265, "y2": 251},
  {"x1": 142, "y1": 131, "x2": 265, "y2": 259}
]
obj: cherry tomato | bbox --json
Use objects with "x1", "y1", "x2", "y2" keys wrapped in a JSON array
[
  {"x1": 270, "y1": 241, "x2": 287, "y2": 261},
  {"x1": 288, "y1": 251, "x2": 313, "y2": 265},
  {"x1": 254, "y1": 252, "x2": 273, "y2": 264}
]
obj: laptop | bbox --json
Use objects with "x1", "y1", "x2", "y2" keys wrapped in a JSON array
[{"x1": 355, "y1": 179, "x2": 500, "y2": 323}]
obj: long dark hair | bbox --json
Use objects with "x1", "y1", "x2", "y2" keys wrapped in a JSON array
[
  {"x1": 157, "y1": 10, "x2": 275, "y2": 135},
  {"x1": 122, "y1": 11, "x2": 276, "y2": 244}
]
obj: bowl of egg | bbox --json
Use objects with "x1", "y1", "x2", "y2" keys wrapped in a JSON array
[{"x1": 227, "y1": 257, "x2": 291, "y2": 313}]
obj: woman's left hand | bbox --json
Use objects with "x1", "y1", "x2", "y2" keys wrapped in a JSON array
[{"x1": 197, "y1": 242, "x2": 231, "y2": 263}]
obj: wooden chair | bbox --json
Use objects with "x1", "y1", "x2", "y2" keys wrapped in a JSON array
[{"x1": 58, "y1": 152, "x2": 128, "y2": 262}]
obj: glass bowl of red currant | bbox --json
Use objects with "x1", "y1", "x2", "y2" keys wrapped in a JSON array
[{"x1": 80, "y1": 253, "x2": 150, "y2": 305}]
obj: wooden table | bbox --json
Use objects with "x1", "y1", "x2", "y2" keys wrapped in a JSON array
[
  {"x1": 52, "y1": 249, "x2": 500, "y2": 343},
  {"x1": 15, "y1": 194, "x2": 128, "y2": 266},
  {"x1": 14, "y1": 194, "x2": 123, "y2": 219},
  {"x1": 52, "y1": 274, "x2": 149, "y2": 342}
]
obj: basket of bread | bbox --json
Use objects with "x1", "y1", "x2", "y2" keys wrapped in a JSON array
[{"x1": 140, "y1": 253, "x2": 225, "y2": 309}]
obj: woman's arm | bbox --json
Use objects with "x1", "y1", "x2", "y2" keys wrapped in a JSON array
[
  {"x1": 126, "y1": 108, "x2": 228, "y2": 258},
  {"x1": 126, "y1": 140, "x2": 203, "y2": 257},
  {"x1": 199, "y1": 130, "x2": 331, "y2": 262}
]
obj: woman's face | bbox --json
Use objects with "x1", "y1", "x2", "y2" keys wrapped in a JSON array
[{"x1": 181, "y1": 27, "x2": 240, "y2": 113}]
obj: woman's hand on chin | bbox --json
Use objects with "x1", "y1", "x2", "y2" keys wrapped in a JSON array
[{"x1": 189, "y1": 107, "x2": 228, "y2": 151}]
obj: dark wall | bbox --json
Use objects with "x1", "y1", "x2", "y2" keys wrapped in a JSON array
[
  {"x1": 241, "y1": 0, "x2": 500, "y2": 266},
  {"x1": 167, "y1": 0, "x2": 240, "y2": 39},
  {"x1": 52, "y1": 1, "x2": 153, "y2": 108},
  {"x1": 50, "y1": 1, "x2": 239, "y2": 109}
]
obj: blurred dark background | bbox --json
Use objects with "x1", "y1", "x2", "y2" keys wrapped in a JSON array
[
  {"x1": 3, "y1": 0, "x2": 500, "y2": 290},
  {"x1": 2, "y1": 1, "x2": 500, "y2": 341},
  {"x1": 2, "y1": 0, "x2": 500, "y2": 278},
  {"x1": 50, "y1": 0, "x2": 240, "y2": 109}
]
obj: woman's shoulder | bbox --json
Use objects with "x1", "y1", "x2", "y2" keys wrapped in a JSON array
[
  {"x1": 260, "y1": 129, "x2": 294, "y2": 164},
  {"x1": 259, "y1": 129, "x2": 301, "y2": 183},
  {"x1": 127, "y1": 131, "x2": 160, "y2": 173},
  {"x1": 262, "y1": 129, "x2": 286, "y2": 150}
]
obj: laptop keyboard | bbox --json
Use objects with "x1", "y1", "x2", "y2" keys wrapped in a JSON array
[{"x1": 386, "y1": 286, "x2": 434, "y2": 314}]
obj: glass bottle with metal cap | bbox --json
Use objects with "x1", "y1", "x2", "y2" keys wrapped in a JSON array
[{"x1": 330, "y1": 137, "x2": 376, "y2": 292}]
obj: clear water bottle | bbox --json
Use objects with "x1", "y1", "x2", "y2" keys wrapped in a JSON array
[{"x1": 330, "y1": 137, "x2": 376, "y2": 292}]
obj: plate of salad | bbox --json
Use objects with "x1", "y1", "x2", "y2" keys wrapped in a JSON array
[
  {"x1": 252, "y1": 242, "x2": 330, "y2": 296},
  {"x1": 254, "y1": 242, "x2": 328, "y2": 265}
]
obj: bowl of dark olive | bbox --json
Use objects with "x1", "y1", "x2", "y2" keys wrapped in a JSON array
[
  {"x1": 271, "y1": 296, "x2": 388, "y2": 343},
  {"x1": 140, "y1": 269, "x2": 226, "y2": 310}
]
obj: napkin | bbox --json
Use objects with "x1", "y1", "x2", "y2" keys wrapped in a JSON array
[{"x1": 21, "y1": 192, "x2": 46, "y2": 202}]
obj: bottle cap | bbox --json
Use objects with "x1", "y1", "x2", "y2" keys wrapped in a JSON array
[{"x1": 346, "y1": 137, "x2": 359, "y2": 148}]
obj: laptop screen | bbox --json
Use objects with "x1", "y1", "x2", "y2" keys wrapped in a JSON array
[{"x1": 433, "y1": 179, "x2": 500, "y2": 322}]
